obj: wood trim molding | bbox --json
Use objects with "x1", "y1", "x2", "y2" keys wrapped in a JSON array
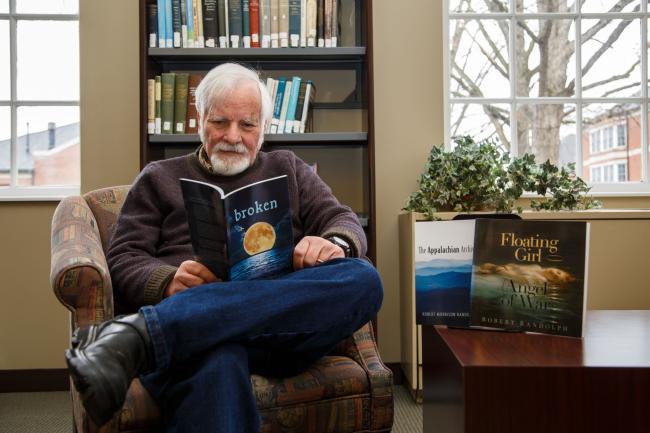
[{"x1": 0, "y1": 369, "x2": 69, "y2": 393}]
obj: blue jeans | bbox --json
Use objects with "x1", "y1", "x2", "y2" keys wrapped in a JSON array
[{"x1": 139, "y1": 258, "x2": 383, "y2": 433}]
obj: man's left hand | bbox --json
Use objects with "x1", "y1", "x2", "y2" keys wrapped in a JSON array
[{"x1": 293, "y1": 236, "x2": 345, "y2": 270}]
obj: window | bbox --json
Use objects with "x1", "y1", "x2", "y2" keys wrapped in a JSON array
[
  {"x1": 445, "y1": 0, "x2": 649, "y2": 193},
  {"x1": 0, "y1": 0, "x2": 79, "y2": 200}
]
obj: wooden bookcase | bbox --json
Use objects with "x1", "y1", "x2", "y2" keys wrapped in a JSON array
[{"x1": 138, "y1": 0, "x2": 376, "y2": 262}]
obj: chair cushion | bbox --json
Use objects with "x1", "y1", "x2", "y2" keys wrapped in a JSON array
[{"x1": 117, "y1": 355, "x2": 370, "y2": 433}]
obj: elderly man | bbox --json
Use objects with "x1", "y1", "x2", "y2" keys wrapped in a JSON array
[{"x1": 65, "y1": 63, "x2": 382, "y2": 433}]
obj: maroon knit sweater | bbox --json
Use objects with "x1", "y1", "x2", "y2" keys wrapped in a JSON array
[{"x1": 106, "y1": 149, "x2": 366, "y2": 309}]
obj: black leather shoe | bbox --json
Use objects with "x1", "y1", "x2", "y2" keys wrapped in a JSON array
[{"x1": 65, "y1": 313, "x2": 152, "y2": 427}]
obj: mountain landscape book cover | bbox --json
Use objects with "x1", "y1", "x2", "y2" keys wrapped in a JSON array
[
  {"x1": 415, "y1": 219, "x2": 475, "y2": 326},
  {"x1": 470, "y1": 219, "x2": 589, "y2": 337},
  {"x1": 180, "y1": 175, "x2": 294, "y2": 281}
]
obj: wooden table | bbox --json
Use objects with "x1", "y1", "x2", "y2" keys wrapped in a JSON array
[{"x1": 422, "y1": 310, "x2": 650, "y2": 433}]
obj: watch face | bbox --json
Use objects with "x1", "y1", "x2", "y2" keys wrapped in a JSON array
[{"x1": 329, "y1": 236, "x2": 351, "y2": 256}]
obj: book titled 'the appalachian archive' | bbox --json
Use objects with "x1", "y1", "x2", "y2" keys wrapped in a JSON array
[
  {"x1": 470, "y1": 219, "x2": 589, "y2": 338},
  {"x1": 180, "y1": 175, "x2": 294, "y2": 281},
  {"x1": 414, "y1": 219, "x2": 475, "y2": 327}
]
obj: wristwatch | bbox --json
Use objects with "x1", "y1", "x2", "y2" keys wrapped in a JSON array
[{"x1": 326, "y1": 235, "x2": 352, "y2": 257}]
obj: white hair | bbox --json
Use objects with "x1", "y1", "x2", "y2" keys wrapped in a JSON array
[{"x1": 195, "y1": 63, "x2": 272, "y2": 146}]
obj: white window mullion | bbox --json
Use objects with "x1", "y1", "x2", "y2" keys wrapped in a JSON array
[
  {"x1": 641, "y1": 12, "x2": 648, "y2": 183},
  {"x1": 509, "y1": 0, "x2": 517, "y2": 156},
  {"x1": 9, "y1": 0, "x2": 17, "y2": 187},
  {"x1": 575, "y1": 7, "x2": 583, "y2": 177}
]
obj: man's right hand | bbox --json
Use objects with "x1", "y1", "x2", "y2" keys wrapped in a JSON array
[{"x1": 164, "y1": 260, "x2": 219, "y2": 298}]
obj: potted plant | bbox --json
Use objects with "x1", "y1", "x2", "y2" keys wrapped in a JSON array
[{"x1": 403, "y1": 135, "x2": 601, "y2": 219}]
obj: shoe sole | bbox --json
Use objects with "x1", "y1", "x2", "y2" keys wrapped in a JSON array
[{"x1": 65, "y1": 325, "x2": 123, "y2": 427}]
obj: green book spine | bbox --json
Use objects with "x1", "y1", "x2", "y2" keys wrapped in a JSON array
[
  {"x1": 161, "y1": 73, "x2": 176, "y2": 134},
  {"x1": 174, "y1": 73, "x2": 190, "y2": 134},
  {"x1": 155, "y1": 75, "x2": 162, "y2": 134}
]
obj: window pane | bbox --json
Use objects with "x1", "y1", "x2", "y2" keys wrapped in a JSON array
[
  {"x1": 16, "y1": 106, "x2": 79, "y2": 187},
  {"x1": 516, "y1": 104, "x2": 576, "y2": 168},
  {"x1": 0, "y1": 107, "x2": 9, "y2": 186},
  {"x1": 582, "y1": 103, "x2": 641, "y2": 182},
  {"x1": 581, "y1": 0, "x2": 640, "y2": 13},
  {"x1": 17, "y1": 20, "x2": 79, "y2": 101},
  {"x1": 0, "y1": 20, "x2": 8, "y2": 100},
  {"x1": 451, "y1": 103, "x2": 511, "y2": 148},
  {"x1": 450, "y1": 0, "x2": 509, "y2": 13},
  {"x1": 450, "y1": 19, "x2": 510, "y2": 98},
  {"x1": 0, "y1": 0, "x2": 7, "y2": 13},
  {"x1": 16, "y1": 0, "x2": 78, "y2": 14},
  {"x1": 516, "y1": 1, "x2": 575, "y2": 12},
  {"x1": 582, "y1": 19, "x2": 640, "y2": 98},
  {"x1": 516, "y1": 19, "x2": 575, "y2": 97}
]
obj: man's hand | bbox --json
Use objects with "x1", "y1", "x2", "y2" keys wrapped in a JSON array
[
  {"x1": 293, "y1": 236, "x2": 345, "y2": 270},
  {"x1": 164, "y1": 260, "x2": 219, "y2": 298}
]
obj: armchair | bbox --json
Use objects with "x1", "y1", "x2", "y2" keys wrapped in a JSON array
[{"x1": 50, "y1": 186, "x2": 394, "y2": 433}]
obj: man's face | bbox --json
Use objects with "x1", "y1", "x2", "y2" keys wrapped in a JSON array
[{"x1": 200, "y1": 82, "x2": 262, "y2": 176}]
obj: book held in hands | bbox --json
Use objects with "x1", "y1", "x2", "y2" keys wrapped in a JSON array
[{"x1": 180, "y1": 175, "x2": 294, "y2": 281}]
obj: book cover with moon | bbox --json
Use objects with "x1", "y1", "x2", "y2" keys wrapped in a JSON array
[
  {"x1": 180, "y1": 175, "x2": 293, "y2": 281},
  {"x1": 470, "y1": 219, "x2": 589, "y2": 338}
]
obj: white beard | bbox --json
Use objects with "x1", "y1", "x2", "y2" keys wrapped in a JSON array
[{"x1": 208, "y1": 142, "x2": 252, "y2": 176}]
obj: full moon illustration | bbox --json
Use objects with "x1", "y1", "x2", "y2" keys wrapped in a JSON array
[{"x1": 243, "y1": 222, "x2": 276, "y2": 255}]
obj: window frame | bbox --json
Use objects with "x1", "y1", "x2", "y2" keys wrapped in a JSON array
[
  {"x1": 0, "y1": 0, "x2": 80, "y2": 201},
  {"x1": 443, "y1": 0, "x2": 650, "y2": 196}
]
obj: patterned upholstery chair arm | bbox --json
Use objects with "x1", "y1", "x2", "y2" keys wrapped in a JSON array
[
  {"x1": 337, "y1": 322, "x2": 394, "y2": 431},
  {"x1": 51, "y1": 195, "x2": 114, "y2": 328}
]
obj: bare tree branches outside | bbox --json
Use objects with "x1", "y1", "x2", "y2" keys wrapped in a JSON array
[{"x1": 447, "y1": 0, "x2": 647, "y2": 186}]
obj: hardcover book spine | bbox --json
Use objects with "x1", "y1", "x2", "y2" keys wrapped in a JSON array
[
  {"x1": 172, "y1": 0, "x2": 182, "y2": 47},
  {"x1": 278, "y1": 79, "x2": 292, "y2": 133},
  {"x1": 174, "y1": 73, "x2": 190, "y2": 133},
  {"x1": 196, "y1": 0, "x2": 205, "y2": 47},
  {"x1": 270, "y1": 0, "x2": 279, "y2": 48},
  {"x1": 316, "y1": 0, "x2": 323, "y2": 47},
  {"x1": 165, "y1": 0, "x2": 174, "y2": 48},
  {"x1": 181, "y1": 0, "x2": 188, "y2": 47},
  {"x1": 157, "y1": 0, "x2": 166, "y2": 47},
  {"x1": 331, "y1": 0, "x2": 338, "y2": 47},
  {"x1": 186, "y1": 0, "x2": 195, "y2": 47},
  {"x1": 299, "y1": 80, "x2": 314, "y2": 133},
  {"x1": 147, "y1": 78, "x2": 156, "y2": 133},
  {"x1": 229, "y1": 0, "x2": 243, "y2": 48},
  {"x1": 284, "y1": 76, "x2": 301, "y2": 133},
  {"x1": 242, "y1": 0, "x2": 251, "y2": 48},
  {"x1": 155, "y1": 76, "x2": 162, "y2": 134},
  {"x1": 279, "y1": 0, "x2": 289, "y2": 47},
  {"x1": 186, "y1": 74, "x2": 202, "y2": 133},
  {"x1": 260, "y1": 0, "x2": 271, "y2": 47},
  {"x1": 323, "y1": 0, "x2": 331, "y2": 47},
  {"x1": 249, "y1": 0, "x2": 260, "y2": 47},
  {"x1": 148, "y1": 3, "x2": 158, "y2": 48},
  {"x1": 306, "y1": 0, "x2": 316, "y2": 46},
  {"x1": 270, "y1": 77, "x2": 286, "y2": 133},
  {"x1": 202, "y1": 0, "x2": 218, "y2": 47},
  {"x1": 218, "y1": 0, "x2": 229, "y2": 47},
  {"x1": 265, "y1": 77, "x2": 277, "y2": 133},
  {"x1": 292, "y1": 81, "x2": 306, "y2": 133},
  {"x1": 288, "y1": 0, "x2": 300, "y2": 47},
  {"x1": 299, "y1": 0, "x2": 306, "y2": 47},
  {"x1": 161, "y1": 73, "x2": 176, "y2": 134}
]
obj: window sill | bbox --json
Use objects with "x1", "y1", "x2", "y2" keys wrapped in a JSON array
[{"x1": 0, "y1": 186, "x2": 80, "y2": 201}]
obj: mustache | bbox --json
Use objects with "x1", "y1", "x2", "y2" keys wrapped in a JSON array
[{"x1": 212, "y1": 142, "x2": 248, "y2": 155}]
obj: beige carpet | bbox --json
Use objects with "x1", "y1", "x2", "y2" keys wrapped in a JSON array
[{"x1": 0, "y1": 385, "x2": 422, "y2": 433}]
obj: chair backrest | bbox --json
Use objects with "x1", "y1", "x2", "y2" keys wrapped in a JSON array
[{"x1": 83, "y1": 185, "x2": 130, "y2": 253}]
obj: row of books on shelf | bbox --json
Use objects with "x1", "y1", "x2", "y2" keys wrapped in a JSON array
[
  {"x1": 266, "y1": 76, "x2": 315, "y2": 134},
  {"x1": 147, "y1": 72, "x2": 315, "y2": 135},
  {"x1": 415, "y1": 218, "x2": 589, "y2": 338},
  {"x1": 149, "y1": 0, "x2": 342, "y2": 49}
]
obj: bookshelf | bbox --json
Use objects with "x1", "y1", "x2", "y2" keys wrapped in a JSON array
[{"x1": 138, "y1": 0, "x2": 375, "y2": 261}]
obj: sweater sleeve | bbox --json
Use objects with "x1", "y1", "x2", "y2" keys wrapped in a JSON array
[
  {"x1": 292, "y1": 154, "x2": 367, "y2": 258},
  {"x1": 106, "y1": 164, "x2": 178, "y2": 308}
]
